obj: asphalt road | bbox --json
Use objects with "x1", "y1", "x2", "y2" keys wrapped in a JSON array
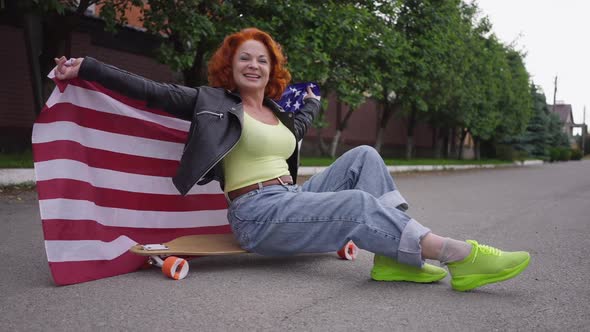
[{"x1": 1, "y1": 161, "x2": 589, "y2": 331}]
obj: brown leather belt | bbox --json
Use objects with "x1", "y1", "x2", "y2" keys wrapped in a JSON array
[{"x1": 227, "y1": 175, "x2": 293, "y2": 201}]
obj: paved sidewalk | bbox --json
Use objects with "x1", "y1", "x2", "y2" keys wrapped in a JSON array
[{"x1": 0, "y1": 160, "x2": 543, "y2": 186}]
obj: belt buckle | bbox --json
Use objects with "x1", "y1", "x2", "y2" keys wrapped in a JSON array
[{"x1": 277, "y1": 176, "x2": 287, "y2": 186}]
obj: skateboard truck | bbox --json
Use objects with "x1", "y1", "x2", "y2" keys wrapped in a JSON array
[{"x1": 142, "y1": 244, "x2": 188, "y2": 280}]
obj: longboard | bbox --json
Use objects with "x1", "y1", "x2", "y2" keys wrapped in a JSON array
[{"x1": 130, "y1": 233, "x2": 358, "y2": 280}]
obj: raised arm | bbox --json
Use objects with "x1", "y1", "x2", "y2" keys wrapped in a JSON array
[
  {"x1": 54, "y1": 56, "x2": 197, "y2": 120},
  {"x1": 293, "y1": 86, "x2": 322, "y2": 140}
]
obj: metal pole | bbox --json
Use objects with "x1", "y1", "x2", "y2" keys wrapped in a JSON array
[
  {"x1": 583, "y1": 106, "x2": 586, "y2": 154},
  {"x1": 552, "y1": 76, "x2": 558, "y2": 112}
]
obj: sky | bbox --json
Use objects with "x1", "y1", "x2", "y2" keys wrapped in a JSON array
[{"x1": 475, "y1": 0, "x2": 589, "y2": 133}]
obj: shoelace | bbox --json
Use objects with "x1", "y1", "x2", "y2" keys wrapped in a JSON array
[
  {"x1": 471, "y1": 243, "x2": 501, "y2": 263},
  {"x1": 479, "y1": 244, "x2": 501, "y2": 256}
]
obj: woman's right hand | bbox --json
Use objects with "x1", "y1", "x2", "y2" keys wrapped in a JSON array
[{"x1": 53, "y1": 56, "x2": 83, "y2": 80}]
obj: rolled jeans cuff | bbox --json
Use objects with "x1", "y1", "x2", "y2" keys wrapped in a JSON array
[
  {"x1": 396, "y1": 219, "x2": 431, "y2": 267},
  {"x1": 379, "y1": 190, "x2": 409, "y2": 211}
]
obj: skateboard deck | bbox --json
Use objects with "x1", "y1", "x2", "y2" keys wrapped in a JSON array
[
  {"x1": 130, "y1": 234, "x2": 358, "y2": 280},
  {"x1": 130, "y1": 233, "x2": 247, "y2": 256}
]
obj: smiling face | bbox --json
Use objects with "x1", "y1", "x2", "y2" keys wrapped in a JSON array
[{"x1": 232, "y1": 39, "x2": 271, "y2": 94}]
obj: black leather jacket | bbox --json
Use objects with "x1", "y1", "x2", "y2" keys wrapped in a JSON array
[{"x1": 79, "y1": 57, "x2": 321, "y2": 195}]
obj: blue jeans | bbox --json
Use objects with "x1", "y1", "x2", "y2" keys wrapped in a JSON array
[{"x1": 226, "y1": 146, "x2": 431, "y2": 267}]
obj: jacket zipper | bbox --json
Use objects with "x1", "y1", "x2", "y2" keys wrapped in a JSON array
[
  {"x1": 196, "y1": 111, "x2": 224, "y2": 119},
  {"x1": 199, "y1": 138, "x2": 239, "y2": 181},
  {"x1": 184, "y1": 111, "x2": 225, "y2": 153},
  {"x1": 195, "y1": 112, "x2": 240, "y2": 183}
]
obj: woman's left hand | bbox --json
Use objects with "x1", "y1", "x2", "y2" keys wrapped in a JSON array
[
  {"x1": 303, "y1": 86, "x2": 320, "y2": 101},
  {"x1": 54, "y1": 56, "x2": 83, "y2": 80}
]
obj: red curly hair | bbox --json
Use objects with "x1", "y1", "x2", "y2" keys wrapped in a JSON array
[{"x1": 208, "y1": 28, "x2": 291, "y2": 100}]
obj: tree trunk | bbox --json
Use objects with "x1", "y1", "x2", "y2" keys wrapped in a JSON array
[
  {"x1": 315, "y1": 107, "x2": 329, "y2": 156},
  {"x1": 316, "y1": 127, "x2": 328, "y2": 156},
  {"x1": 23, "y1": 11, "x2": 44, "y2": 115},
  {"x1": 434, "y1": 126, "x2": 445, "y2": 159},
  {"x1": 442, "y1": 128, "x2": 449, "y2": 158},
  {"x1": 374, "y1": 100, "x2": 399, "y2": 153},
  {"x1": 458, "y1": 128, "x2": 468, "y2": 160},
  {"x1": 448, "y1": 127, "x2": 456, "y2": 159},
  {"x1": 432, "y1": 126, "x2": 439, "y2": 159},
  {"x1": 406, "y1": 137, "x2": 414, "y2": 159},
  {"x1": 183, "y1": 40, "x2": 207, "y2": 86},
  {"x1": 374, "y1": 128, "x2": 384, "y2": 153},
  {"x1": 330, "y1": 130, "x2": 342, "y2": 158},
  {"x1": 474, "y1": 137, "x2": 481, "y2": 160},
  {"x1": 405, "y1": 108, "x2": 417, "y2": 159},
  {"x1": 329, "y1": 102, "x2": 354, "y2": 158}
]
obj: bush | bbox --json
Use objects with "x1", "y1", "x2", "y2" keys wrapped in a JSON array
[
  {"x1": 559, "y1": 148, "x2": 571, "y2": 161},
  {"x1": 495, "y1": 144, "x2": 528, "y2": 161},
  {"x1": 549, "y1": 147, "x2": 572, "y2": 162},
  {"x1": 549, "y1": 148, "x2": 560, "y2": 162},
  {"x1": 570, "y1": 149, "x2": 583, "y2": 160}
]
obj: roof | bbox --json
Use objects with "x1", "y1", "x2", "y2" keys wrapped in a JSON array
[{"x1": 549, "y1": 103, "x2": 574, "y2": 124}]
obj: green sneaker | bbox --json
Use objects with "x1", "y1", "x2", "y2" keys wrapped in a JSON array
[
  {"x1": 447, "y1": 240, "x2": 531, "y2": 291},
  {"x1": 371, "y1": 255, "x2": 447, "y2": 283}
]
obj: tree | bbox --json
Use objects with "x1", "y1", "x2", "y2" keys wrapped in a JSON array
[
  {"x1": 494, "y1": 49, "x2": 533, "y2": 141},
  {"x1": 256, "y1": 1, "x2": 383, "y2": 158},
  {"x1": 511, "y1": 84, "x2": 551, "y2": 158},
  {"x1": 363, "y1": 1, "x2": 407, "y2": 154},
  {"x1": 462, "y1": 35, "x2": 501, "y2": 156},
  {"x1": 547, "y1": 112, "x2": 571, "y2": 148},
  {"x1": 424, "y1": 0, "x2": 481, "y2": 159},
  {"x1": 317, "y1": 3, "x2": 382, "y2": 158},
  {"x1": 393, "y1": 0, "x2": 471, "y2": 158}
]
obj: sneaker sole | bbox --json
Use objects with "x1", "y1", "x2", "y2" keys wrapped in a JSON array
[
  {"x1": 451, "y1": 255, "x2": 531, "y2": 291},
  {"x1": 371, "y1": 271, "x2": 447, "y2": 283}
]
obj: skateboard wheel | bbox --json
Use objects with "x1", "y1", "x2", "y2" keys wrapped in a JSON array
[
  {"x1": 337, "y1": 241, "x2": 358, "y2": 260},
  {"x1": 162, "y1": 256, "x2": 189, "y2": 280}
]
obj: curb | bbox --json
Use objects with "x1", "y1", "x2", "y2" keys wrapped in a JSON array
[
  {"x1": 297, "y1": 160, "x2": 543, "y2": 176},
  {"x1": 0, "y1": 160, "x2": 544, "y2": 186},
  {"x1": 0, "y1": 169, "x2": 36, "y2": 186}
]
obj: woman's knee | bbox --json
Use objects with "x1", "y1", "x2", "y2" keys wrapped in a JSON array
[
  {"x1": 347, "y1": 145, "x2": 381, "y2": 161},
  {"x1": 357, "y1": 146, "x2": 386, "y2": 168}
]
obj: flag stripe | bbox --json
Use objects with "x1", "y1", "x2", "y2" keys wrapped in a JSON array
[
  {"x1": 37, "y1": 102, "x2": 187, "y2": 143},
  {"x1": 47, "y1": 79, "x2": 187, "y2": 126},
  {"x1": 39, "y1": 199, "x2": 228, "y2": 229},
  {"x1": 33, "y1": 141, "x2": 180, "y2": 177},
  {"x1": 37, "y1": 179, "x2": 227, "y2": 212},
  {"x1": 45, "y1": 236, "x2": 138, "y2": 262},
  {"x1": 34, "y1": 159, "x2": 220, "y2": 195},
  {"x1": 42, "y1": 219, "x2": 231, "y2": 242},
  {"x1": 33, "y1": 122, "x2": 184, "y2": 161}
]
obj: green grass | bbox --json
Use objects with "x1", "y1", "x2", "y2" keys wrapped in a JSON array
[
  {"x1": 0, "y1": 150, "x2": 511, "y2": 169},
  {"x1": 300, "y1": 157, "x2": 510, "y2": 167},
  {"x1": 0, "y1": 151, "x2": 34, "y2": 168}
]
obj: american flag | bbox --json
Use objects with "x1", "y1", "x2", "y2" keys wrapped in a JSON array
[
  {"x1": 278, "y1": 82, "x2": 320, "y2": 112},
  {"x1": 33, "y1": 72, "x2": 230, "y2": 285}
]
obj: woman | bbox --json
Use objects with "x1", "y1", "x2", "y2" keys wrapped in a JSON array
[{"x1": 54, "y1": 28, "x2": 530, "y2": 291}]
